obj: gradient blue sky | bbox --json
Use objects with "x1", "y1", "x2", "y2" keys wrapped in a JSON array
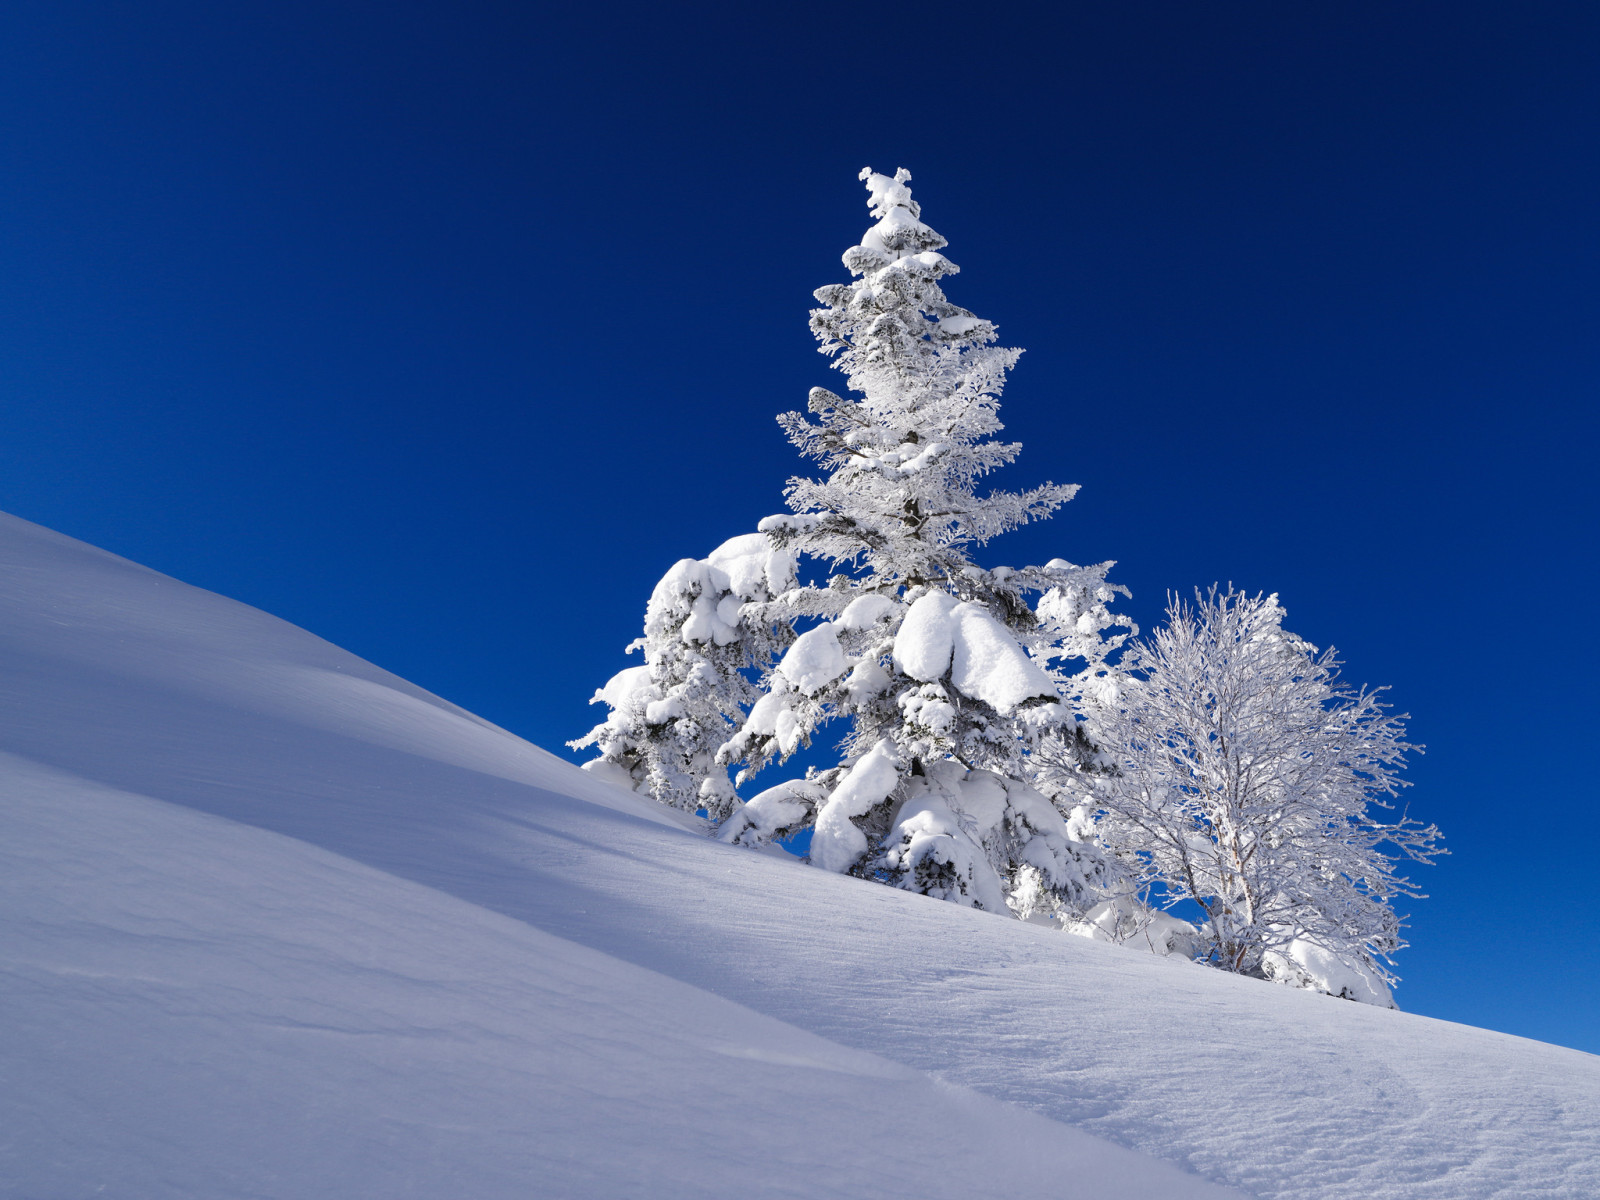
[{"x1": 2, "y1": 2, "x2": 1596, "y2": 1051}]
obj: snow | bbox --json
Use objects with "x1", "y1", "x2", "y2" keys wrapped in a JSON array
[
  {"x1": 947, "y1": 600, "x2": 1060, "y2": 712},
  {"x1": 643, "y1": 693, "x2": 684, "y2": 724},
  {"x1": 879, "y1": 763, "x2": 1101, "y2": 918},
  {"x1": 1264, "y1": 938, "x2": 1395, "y2": 1007},
  {"x1": 2, "y1": 510, "x2": 1598, "y2": 1199},
  {"x1": 810, "y1": 737, "x2": 902, "y2": 873},
  {"x1": 894, "y1": 589, "x2": 959, "y2": 679},
  {"x1": 938, "y1": 314, "x2": 984, "y2": 335},
  {"x1": 860, "y1": 166, "x2": 916, "y2": 221},
  {"x1": 776, "y1": 620, "x2": 848, "y2": 695},
  {"x1": 591, "y1": 662, "x2": 651, "y2": 710},
  {"x1": 1075, "y1": 896, "x2": 1205, "y2": 960},
  {"x1": 718, "y1": 778, "x2": 824, "y2": 849},
  {"x1": 3, "y1": 754, "x2": 1186, "y2": 1200},
  {"x1": 883, "y1": 787, "x2": 1011, "y2": 912},
  {"x1": 737, "y1": 683, "x2": 806, "y2": 757},
  {"x1": 663, "y1": 559, "x2": 741, "y2": 645},
  {"x1": 837, "y1": 591, "x2": 901, "y2": 630},
  {"x1": 647, "y1": 536, "x2": 795, "y2": 650},
  {"x1": 894, "y1": 590, "x2": 1060, "y2": 712},
  {"x1": 705, "y1": 531, "x2": 796, "y2": 601}
]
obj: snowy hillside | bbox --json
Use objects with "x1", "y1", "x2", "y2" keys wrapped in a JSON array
[{"x1": 2, "y1": 512, "x2": 1595, "y2": 1200}]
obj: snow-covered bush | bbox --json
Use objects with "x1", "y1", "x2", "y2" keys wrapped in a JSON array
[
  {"x1": 709, "y1": 168, "x2": 1128, "y2": 919},
  {"x1": 1083, "y1": 586, "x2": 1442, "y2": 1002},
  {"x1": 570, "y1": 535, "x2": 794, "y2": 823}
]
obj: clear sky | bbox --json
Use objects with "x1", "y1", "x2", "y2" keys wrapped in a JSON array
[{"x1": 2, "y1": 2, "x2": 1595, "y2": 1052}]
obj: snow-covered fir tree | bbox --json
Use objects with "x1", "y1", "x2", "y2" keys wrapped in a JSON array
[
  {"x1": 570, "y1": 535, "x2": 795, "y2": 824},
  {"x1": 714, "y1": 168, "x2": 1130, "y2": 920},
  {"x1": 1080, "y1": 586, "x2": 1443, "y2": 1004}
]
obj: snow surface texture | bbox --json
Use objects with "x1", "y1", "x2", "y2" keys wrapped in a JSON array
[{"x1": 1, "y1": 513, "x2": 1596, "y2": 1199}]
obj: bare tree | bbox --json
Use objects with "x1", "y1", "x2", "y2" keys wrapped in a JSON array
[{"x1": 1088, "y1": 586, "x2": 1442, "y2": 1000}]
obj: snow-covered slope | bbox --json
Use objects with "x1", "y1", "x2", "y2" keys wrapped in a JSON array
[{"x1": 1, "y1": 513, "x2": 1594, "y2": 1199}]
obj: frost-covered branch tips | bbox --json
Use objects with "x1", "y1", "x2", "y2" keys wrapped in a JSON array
[{"x1": 1076, "y1": 587, "x2": 1445, "y2": 1005}]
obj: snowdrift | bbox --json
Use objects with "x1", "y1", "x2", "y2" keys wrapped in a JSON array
[{"x1": 1, "y1": 511, "x2": 1595, "y2": 1199}]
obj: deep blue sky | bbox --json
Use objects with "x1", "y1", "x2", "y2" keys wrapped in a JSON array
[{"x1": 2, "y1": 2, "x2": 1595, "y2": 1051}]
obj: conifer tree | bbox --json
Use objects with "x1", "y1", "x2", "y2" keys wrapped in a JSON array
[
  {"x1": 716, "y1": 169, "x2": 1129, "y2": 918},
  {"x1": 571, "y1": 535, "x2": 794, "y2": 823}
]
